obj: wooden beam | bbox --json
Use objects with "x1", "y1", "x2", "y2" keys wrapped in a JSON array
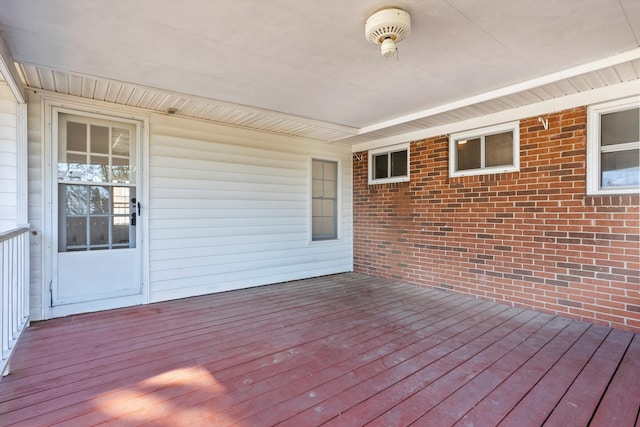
[{"x1": 0, "y1": 30, "x2": 25, "y2": 103}]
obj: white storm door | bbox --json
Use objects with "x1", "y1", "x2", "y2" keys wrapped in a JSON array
[{"x1": 52, "y1": 112, "x2": 142, "y2": 315}]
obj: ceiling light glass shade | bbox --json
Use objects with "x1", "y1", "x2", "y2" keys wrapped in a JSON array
[{"x1": 380, "y1": 38, "x2": 396, "y2": 57}]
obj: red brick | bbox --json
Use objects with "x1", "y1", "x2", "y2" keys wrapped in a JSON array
[{"x1": 353, "y1": 107, "x2": 640, "y2": 332}]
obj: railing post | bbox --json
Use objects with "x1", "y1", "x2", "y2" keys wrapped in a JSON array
[{"x1": 0, "y1": 226, "x2": 30, "y2": 378}]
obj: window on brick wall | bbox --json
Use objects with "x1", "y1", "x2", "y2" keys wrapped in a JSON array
[
  {"x1": 587, "y1": 97, "x2": 640, "y2": 195},
  {"x1": 449, "y1": 121, "x2": 519, "y2": 177},
  {"x1": 312, "y1": 159, "x2": 338, "y2": 241},
  {"x1": 368, "y1": 143, "x2": 410, "y2": 184}
]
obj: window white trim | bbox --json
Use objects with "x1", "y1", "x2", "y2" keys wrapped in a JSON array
[
  {"x1": 368, "y1": 143, "x2": 410, "y2": 184},
  {"x1": 587, "y1": 96, "x2": 640, "y2": 195},
  {"x1": 449, "y1": 121, "x2": 520, "y2": 178},
  {"x1": 309, "y1": 156, "x2": 342, "y2": 243}
]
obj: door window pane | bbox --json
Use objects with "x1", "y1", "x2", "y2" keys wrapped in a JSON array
[
  {"x1": 112, "y1": 128, "x2": 130, "y2": 156},
  {"x1": 90, "y1": 186, "x2": 110, "y2": 214},
  {"x1": 66, "y1": 217, "x2": 87, "y2": 248},
  {"x1": 89, "y1": 155, "x2": 109, "y2": 182},
  {"x1": 65, "y1": 185, "x2": 88, "y2": 215},
  {"x1": 91, "y1": 125, "x2": 110, "y2": 154},
  {"x1": 112, "y1": 157, "x2": 131, "y2": 183},
  {"x1": 67, "y1": 122, "x2": 87, "y2": 152},
  {"x1": 113, "y1": 187, "x2": 130, "y2": 215},
  {"x1": 112, "y1": 216, "x2": 130, "y2": 245},
  {"x1": 90, "y1": 217, "x2": 109, "y2": 246}
]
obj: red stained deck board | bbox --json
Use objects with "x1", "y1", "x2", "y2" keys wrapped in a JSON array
[
  {"x1": 7, "y1": 285, "x2": 342, "y2": 380},
  {"x1": 317, "y1": 308, "x2": 539, "y2": 427},
  {"x1": 9, "y1": 277, "x2": 380, "y2": 370},
  {"x1": 1, "y1": 277, "x2": 429, "y2": 424},
  {"x1": 211, "y1": 300, "x2": 503, "y2": 427},
  {"x1": 543, "y1": 328, "x2": 634, "y2": 426},
  {"x1": 586, "y1": 333, "x2": 640, "y2": 426},
  {"x1": 451, "y1": 319, "x2": 592, "y2": 426},
  {"x1": 1, "y1": 286, "x2": 411, "y2": 411},
  {"x1": 420, "y1": 316, "x2": 576, "y2": 426},
  {"x1": 134, "y1": 295, "x2": 496, "y2": 426},
  {"x1": 15, "y1": 276, "x2": 325, "y2": 344},
  {"x1": 372, "y1": 314, "x2": 567, "y2": 427},
  {"x1": 497, "y1": 324, "x2": 611, "y2": 426},
  {"x1": 284, "y1": 315, "x2": 551, "y2": 426},
  {"x1": 52, "y1": 290, "x2": 469, "y2": 426},
  {"x1": 274, "y1": 305, "x2": 524, "y2": 427},
  {"x1": 0, "y1": 273, "x2": 638, "y2": 427},
  {"x1": 4, "y1": 280, "x2": 426, "y2": 391}
]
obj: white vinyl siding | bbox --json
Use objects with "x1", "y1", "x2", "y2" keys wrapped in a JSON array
[
  {"x1": 0, "y1": 82, "x2": 17, "y2": 231},
  {"x1": 27, "y1": 94, "x2": 352, "y2": 319},
  {"x1": 27, "y1": 92, "x2": 44, "y2": 319},
  {"x1": 147, "y1": 115, "x2": 352, "y2": 302}
]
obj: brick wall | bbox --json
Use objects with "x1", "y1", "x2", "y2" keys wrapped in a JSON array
[{"x1": 353, "y1": 107, "x2": 640, "y2": 332}]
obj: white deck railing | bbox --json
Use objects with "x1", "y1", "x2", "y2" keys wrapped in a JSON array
[{"x1": 1, "y1": 225, "x2": 30, "y2": 377}]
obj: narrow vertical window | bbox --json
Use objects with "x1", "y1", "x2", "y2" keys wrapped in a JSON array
[{"x1": 312, "y1": 159, "x2": 338, "y2": 241}]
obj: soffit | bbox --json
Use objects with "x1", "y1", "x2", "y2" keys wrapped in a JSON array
[{"x1": 18, "y1": 55, "x2": 640, "y2": 146}]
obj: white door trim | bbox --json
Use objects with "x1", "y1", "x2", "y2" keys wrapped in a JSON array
[{"x1": 42, "y1": 96, "x2": 150, "y2": 319}]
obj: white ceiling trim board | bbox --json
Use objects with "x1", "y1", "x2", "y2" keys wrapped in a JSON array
[
  {"x1": 351, "y1": 79, "x2": 640, "y2": 153},
  {"x1": 354, "y1": 47, "x2": 640, "y2": 137}
]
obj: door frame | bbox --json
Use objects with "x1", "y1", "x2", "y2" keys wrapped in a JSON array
[{"x1": 42, "y1": 95, "x2": 150, "y2": 319}]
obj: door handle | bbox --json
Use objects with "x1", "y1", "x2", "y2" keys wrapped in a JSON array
[{"x1": 137, "y1": 202, "x2": 141, "y2": 216}]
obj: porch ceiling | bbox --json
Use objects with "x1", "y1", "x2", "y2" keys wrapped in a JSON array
[{"x1": 0, "y1": 0, "x2": 639, "y2": 146}]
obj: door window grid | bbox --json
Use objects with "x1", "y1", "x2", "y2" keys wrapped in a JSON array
[
  {"x1": 59, "y1": 184, "x2": 134, "y2": 252},
  {"x1": 58, "y1": 121, "x2": 134, "y2": 184},
  {"x1": 58, "y1": 114, "x2": 137, "y2": 252}
]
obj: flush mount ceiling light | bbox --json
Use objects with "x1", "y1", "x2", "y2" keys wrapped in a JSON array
[{"x1": 365, "y1": 7, "x2": 411, "y2": 57}]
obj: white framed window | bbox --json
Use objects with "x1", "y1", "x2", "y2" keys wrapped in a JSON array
[
  {"x1": 368, "y1": 143, "x2": 409, "y2": 184},
  {"x1": 311, "y1": 159, "x2": 338, "y2": 241},
  {"x1": 449, "y1": 121, "x2": 519, "y2": 178},
  {"x1": 587, "y1": 97, "x2": 640, "y2": 195}
]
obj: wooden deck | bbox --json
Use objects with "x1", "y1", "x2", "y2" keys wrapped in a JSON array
[{"x1": 1, "y1": 273, "x2": 638, "y2": 426}]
